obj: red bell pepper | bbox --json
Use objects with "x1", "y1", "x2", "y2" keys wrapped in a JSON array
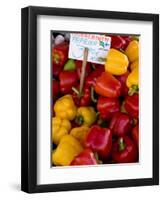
[
  {"x1": 124, "y1": 93, "x2": 139, "y2": 118},
  {"x1": 112, "y1": 136, "x2": 138, "y2": 163},
  {"x1": 131, "y1": 124, "x2": 139, "y2": 147},
  {"x1": 75, "y1": 60, "x2": 92, "y2": 78},
  {"x1": 84, "y1": 125, "x2": 112, "y2": 159},
  {"x1": 121, "y1": 36, "x2": 132, "y2": 49},
  {"x1": 97, "y1": 96, "x2": 120, "y2": 121},
  {"x1": 109, "y1": 112, "x2": 133, "y2": 137},
  {"x1": 116, "y1": 71, "x2": 129, "y2": 96},
  {"x1": 52, "y1": 61, "x2": 62, "y2": 78},
  {"x1": 52, "y1": 79, "x2": 59, "y2": 99},
  {"x1": 52, "y1": 42, "x2": 69, "y2": 66},
  {"x1": 70, "y1": 148, "x2": 98, "y2": 165},
  {"x1": 72, "y1": 84, "x2": 91, "y2": 107},
  {"x1": 110, "y1": 35, "x2": 131, "y2": 50},
  {"x1": 59, "y1": 71, "x2": 78, "y2": 94},
  {"x1": 85, "y1": 66, "x2": 104, "y2": 87},
  {"x1": 110, "y1": 35, "x2": 126, "y2": 50},
  {"x1": 94, "y1": 72, "x2": 121, "y2": 98}
]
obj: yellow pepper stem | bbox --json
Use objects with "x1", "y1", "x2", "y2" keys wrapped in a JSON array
[
  {"x1": 128, "y1": 85, "x2": 139, "y2": 96},
  {"x1": 75, "y1": 115, "x2": 84, "y2": 125}
]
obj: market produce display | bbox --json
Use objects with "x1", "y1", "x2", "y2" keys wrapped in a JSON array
[{"x1": 51, "y1": 32, "x2": 139, "y2": 166}]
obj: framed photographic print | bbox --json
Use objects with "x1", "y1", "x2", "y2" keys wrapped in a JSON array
[{"x1": 21, "y1": 6, "x2": 159, "y2": 193}]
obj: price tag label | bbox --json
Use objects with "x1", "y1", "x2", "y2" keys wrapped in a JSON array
[{"x1": 68, "y1": 33, "x2": 111, "y2": 64}]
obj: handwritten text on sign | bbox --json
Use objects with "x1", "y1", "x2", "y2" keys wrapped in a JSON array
[{"x1": 68, "y1": 33, "x2": 111, "y2": 64}]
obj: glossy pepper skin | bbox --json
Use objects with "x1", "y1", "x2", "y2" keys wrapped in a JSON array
[
  {"x1": 52, "y1": 61, "x2": 62, "y2": 78},
  {"x1": 59, "y1": 71, "x2": 78, "y2": 94},
  {"x1": 110, "y1": 35, "x2": 131, "y2": 50},
  {"x1": 130, "y1": 60, "x2": 138, "y2": 71},
  {"x1": 125, "y1": 40, "x2": 139, "y2": 62},
  {"x1": 121, "y1": 36, "x2": 132, "y2": 49},
  {"x1": 52, "y1": 117, "x2": 71, "y2": 145},
  {"x1": 52, "y1": 42, "x2": 69, "y2": 66},
  {"x1": 131, "y1": 124, "x2": 139, "y2": 147},
  {"x1": 84, "y1": 125, "x2": 112, "y2": 159},
  {"x1": 76, "y1": 107, "x2": 96, "y2": 127},
  {"x1": 52, "y1": 79, "x2": 59, "y2": 100},
  {"x1": 94, "y1": 72, "x2": 121, "y2": 98},
  {"x1": 124, "y1": 94, "x2": 139, "y2": 118},
  {"x1": 116, "y1": 71, "x2": 129, "y2": 96},
  {"x1": 109, "y1": 112, "x2": 133, "y2": 137},
  {"x1": 70, "y1": 148, "x2": 98, "y2": 165},
  {"x1": 70, "y1": 126, "x2": 90, "y2": 145},
  {"x1": 72, "y1": 84, "x2": 91, "y2": 107},
  {"x1": 54, "y1": 95, "x2": 77, "y2": 120},
  {"x1": 85, "y1": 66, "x2": 104, "y2": 87},
  {"x1": 52, "y1": 135, "x2": 83, "y2": 166},
  {"x1": 112, "y1": 136, "x2": 138, "y2": 163},
  {"x1": 126, "y1": 66, "x2": 139, "y2": 96},
  {"x1": 97, "y1": 96, "x2": 120, "y2": 121},
  {"x1": 105, "y1": 49, "x2": 129, "y2": 75}
]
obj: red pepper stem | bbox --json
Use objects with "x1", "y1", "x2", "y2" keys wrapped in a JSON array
[
  {"x1": 94, "y1": 152, "x2": 99, "y2": 161},
  {"x1": 91, "y1": 87, "x2": 97, "y2": 103},
  {"x1": 79, "y1": 48, "x2": 89, "y2": 95},
  {"x1": 128, "y1": 85, "x2": 139, "y2": 96},
  {"x1": 91, "y1": 63, "x2": 96, "y2": 70},
  {"x1": 72, "y1": 87, "x2": 80, "y2": 95},
  {"x1": 72, "y1": 87, "x2": 83, "y2": 98},
  {"x1": 53, "y1": 53, "x2": 60, "y2": 65},
  {"x1": 94, "y1": 152, "x2": 102, "y2": 164},
  {"x1": 119, "y1": 138, "x2": 126, "y2": 151}
]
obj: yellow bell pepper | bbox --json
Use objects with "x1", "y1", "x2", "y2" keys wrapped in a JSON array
[
  {"x1": 70, "y1": 126, "x2": 89, "y2": 145},
  {"x1": 76, "y1": 107, "x2": 96, "y2": 127},
  {"x1": 126, "y1": 66, "x2": 139, "y2": 96},
  {"x1": 52, "y1": 117, "x2": 71, "y2": 145},
  {"x1": 52, "y1": 135, "x2": 83, "y2": 166},
  {"x1": 105, "y1": 48, "x2": 129, "y2": 75},
  {"x1": 54, "y1": 95, "x2": 77, "y2": 120},
  {"x1": 125, "y1": 40, "x2": 139, "y2": 62},
  {"x1": 130, "y1": 59, "x2": 139, "y2": 71}
]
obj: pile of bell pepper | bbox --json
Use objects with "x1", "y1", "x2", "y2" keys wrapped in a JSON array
[{"x1": 51, "y1": 33, "x2": 139, "y2": 166}]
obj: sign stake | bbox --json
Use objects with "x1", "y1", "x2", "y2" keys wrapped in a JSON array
[{"x1": 79, "y1": 48, "x2": 89, "y2": 95}]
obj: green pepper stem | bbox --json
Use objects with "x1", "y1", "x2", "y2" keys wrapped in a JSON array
[
  {"x1": 94, "y1": 152, "x2": 103, "y2": 164},
  {"x1": 128, "y1": 85, "x2": 139, "y2": 96},
  {"x1": 94, "y1": 152, "x2": 99, "y2": 160},
  {"x1": 132, "y1": 36, "x2": 139, "y2": 41},
  {"x1": 75, "y1": 115, "x2": 84, "y2": 125},
  {"x1": 72, "y1": 87, "x2": 83, "y2": 98},
  {"x1": 91, "y1": 87, "x2": 97, "y2": 103},
  {"x1": 72, "y1": 87, "x2": 80, "y2": 95},
  {"x1": 53, "y1": 54, "x2": 60, "y2": 64},
  {"x1": 91, "y1": 63, "x2": 96, "y2": 70},
  {"x1": 119, "y1": 138, "x2": 126, "y2": 151}
]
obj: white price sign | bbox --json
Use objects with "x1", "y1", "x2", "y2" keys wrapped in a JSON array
[{"x1": 68, "y1": 33, "x2": 111, "y2": 64}]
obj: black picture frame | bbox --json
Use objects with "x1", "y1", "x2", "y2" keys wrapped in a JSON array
[{"x1": 21, "y1": 6, "x2": 159, "y2": 193}]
